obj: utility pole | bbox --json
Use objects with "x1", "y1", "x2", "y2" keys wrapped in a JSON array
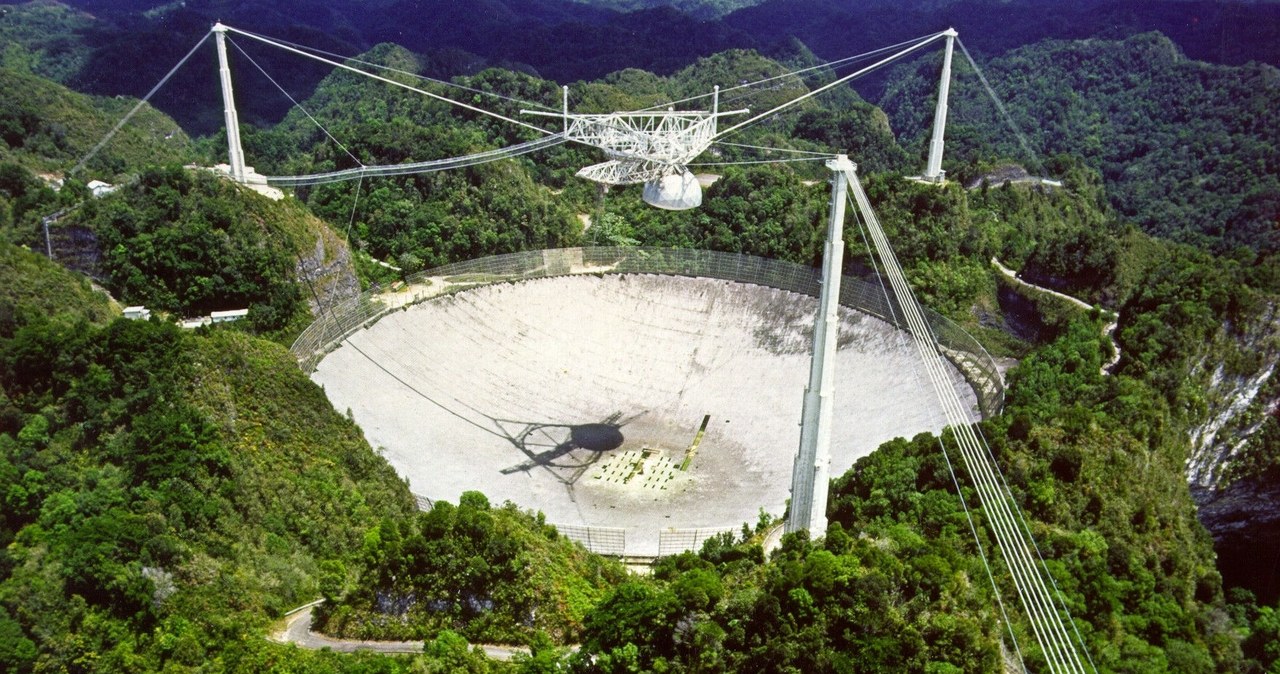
[
  {"x1": 786, "y1": 154, "x2": 854, "y2": 536},
  {"x1": 42, "y1": 214, "x2": 54, "y2": 260}
]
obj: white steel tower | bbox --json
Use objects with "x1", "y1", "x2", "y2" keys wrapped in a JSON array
[
  {"x1": 785, "y1": 154, "x2": 854, "y2": 536},
  {"x1": 213, "y1": 23, "x2": 247, "y2": 183},
  {"x1": 923, "y1": 28, "x2": 958, "y2": 182}
]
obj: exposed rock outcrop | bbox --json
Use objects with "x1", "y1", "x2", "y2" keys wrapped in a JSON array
[
  {"x1": 294, "y1": 223, "x2": 360, "y2": 317},
  {"x1": 1193, "y1": 478, "x2": 1280, "y2": 602},
  {"x1": 45, "y1": 221, "x2": 104, "y2": 281},
  {"x1": 1186, "y1": 302, "x2": 1280, "y2": 601}
]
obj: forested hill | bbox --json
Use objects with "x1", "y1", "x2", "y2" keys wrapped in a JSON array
[
  {"x1": 55, "y1": 166, "x2": 362, "y2": 338},
  {"x1": 4, "y1": 5, "x2": 1280, "y2": 670},
  {"x1": 568, "y1": 0, "x2": 765, "y2": 20},
  {"x1": 0, "y1": 67, "x2": 192, "y2": 175},
  {"x1": 0, "y1": 67, "x2": 361, "y2": 339},
  {"x1": 880, "y1": 32, "x2": 1280, "y2": 259},
  {"x1": 723, "y1": 0, "x2": 1280, "y2": 70},
  {"x1": 0, "y1": 239, "x2": 422, "y2": 671},
  {"x1": 6, "y1": 0, "x2": 1280, "y2": 133}
]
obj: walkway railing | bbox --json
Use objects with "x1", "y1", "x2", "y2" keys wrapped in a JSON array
[{"x1": 290, "y1": 247, "x2": 1004, "y2": 418}]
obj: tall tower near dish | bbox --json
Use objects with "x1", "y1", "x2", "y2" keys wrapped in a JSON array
[
  {"x1": 786, "y1": 155, "x2": 854, "y2": 536},
  {"x1": 785, "y1": 29, "x2": 958, "y2": 536},
  {"x1": 212, "y1": 23, "x2": 247, "y2": 184},
  {"x1": 922, "y1": 28, "x2": 958, "y2": 183}
]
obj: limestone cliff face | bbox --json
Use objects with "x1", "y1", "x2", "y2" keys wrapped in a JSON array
[
  {"x1": 293, "y1": 218, "x2": 360, "y2": 318},
  {"x1": 1194, "y1": 477, "x2": 1280, "y2": 602},
  {"x1": 1187, "y1": 304, "x2": 1280, "y2": 488},
  {"x1": 1185, "y1": 302, "x2": 1280, "y2": 600}
]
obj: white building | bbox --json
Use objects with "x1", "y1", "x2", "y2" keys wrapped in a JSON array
[{"x1": 210, "y1": 309, "x2": 249, "y2": 323}]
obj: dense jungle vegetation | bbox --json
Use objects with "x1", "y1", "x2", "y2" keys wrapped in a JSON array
[
  {"x1": 3, "y1": 3, "x2": 1280, "y2": 671},
  {"x1": 0, "y1": 240, "x2": 422, "y2": 671},
  {"x1": 0, "y1": 67, "x2": 192, "y2": 175},
  {"x1": 60, "y1": 166, "x2": 321, "y2": 336},
  {"x1": 881, "y1": 31, "x2": 1280, "y2": 260},
  {"x1": 6, "y1": 0, "x2": 1280, "y2": 131},
  {"x1": 316, "y1": 493, "x2": 627, "y2": 645}
]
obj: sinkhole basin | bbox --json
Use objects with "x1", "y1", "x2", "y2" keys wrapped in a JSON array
[{"x1": 306, "y1": 254, "x2": 983, "y2": 556}]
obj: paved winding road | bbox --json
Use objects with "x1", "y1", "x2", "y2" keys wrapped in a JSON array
[
  {"x1": 992, "y1": 258, "x2": 1121, "y2": 373},
  {"x1": 271, "y1": 601, "x2": 529, "y2": 661}
]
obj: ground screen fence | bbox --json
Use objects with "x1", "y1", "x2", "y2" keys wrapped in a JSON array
[{"x1": 292, "y1": 247, "x2": 1004, "y2": 418}]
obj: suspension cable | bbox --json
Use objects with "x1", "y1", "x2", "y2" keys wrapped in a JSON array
[
  {"x1": 847, "y1": 173, "x2": 1090, "y2": 672},
  {"x1": 688, "y1": 156, "x2": 830, "y2": 167},
  {"x1": 344, "y1": 173, "x2": 364, "y2": 243},
  {"x1": 71, "y1": 32, "x2": 212, "y2": 176},
  {"x1": 221, "y1": 25, "x2": 556, "y2": 135},
  {"x1": 955, "y1": 39, "x2": 1045, "y2": 176},
  {"x1": 263, "y1": 133, "x2": 566, "y2": 186},
  {"x1": 713, "y1": 141, "x2": 836, "y2": 157},
  {"x1": 227, "y1": 23, "x2": 564, "y2": 186},
  {"x1": 971, "y1": 408, "x2": 1100, "y2": 672},
  {"x1": 640, "y1": 31, "x2": 947, "y2": 113},
  {"x1": 715, "y1": 31, "x2": 948, "y2": 140},
  {"x1": 228, "y1": 36, "x2": 364, "y2": 170},
  {"x1": 228, "y1": 27, "x2": 559, "y2": 112},
  {"x1": 848, "y1": 193, "x2": 1029, "y2": 671}
]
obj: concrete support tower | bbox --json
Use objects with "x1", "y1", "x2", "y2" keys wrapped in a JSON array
[
  {"x1": 213, "y1": 23, "x2": 247, "y2": 183},
  {"x1": 786, "y1": 154, "x2": 854, "y2": 536},
  {"x1": 923, "y1": 28, "x2": 958, "y2": 183}
]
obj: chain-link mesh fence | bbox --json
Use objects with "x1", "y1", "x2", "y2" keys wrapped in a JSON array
[
  {"x1": 292, "y1": 247, "x2": 1004, "y2": 417},
  {"x1": 552, "y1": 524, "x2": 627, "y2": 557},
  {"x1": 657, "y1": 527, "x2": 739, "y2": 557}
]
